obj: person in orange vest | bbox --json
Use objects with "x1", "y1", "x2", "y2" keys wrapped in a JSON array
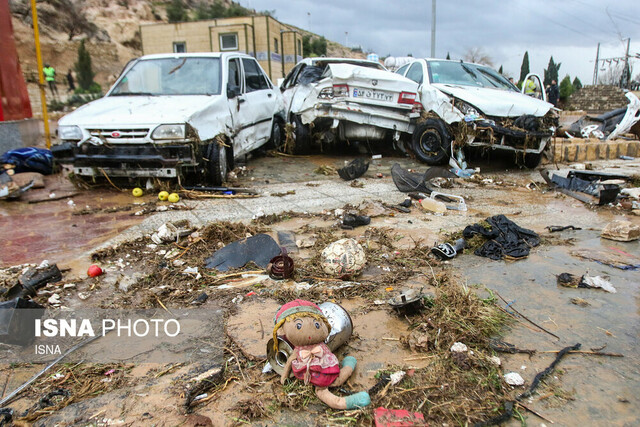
[{"x1": 43, "y1": 64, "x2": 58, "y2": 97}]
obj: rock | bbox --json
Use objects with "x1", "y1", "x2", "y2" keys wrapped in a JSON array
[
  {"x1": 406, "y1": 328, "x2": 429, "y2": 351},
  {"x1": 489, "y1": 356, "x2": 501, "y2": 366},
  {"x1": 48, "y1": 293, "x2": 61, "y2": 305},
  {"x1": 450, "y1": 342, "x2": 468, "y2": 353},
  {"x1": 601, "y1": 220, "x2": 640, "y2": 242},
  {"x1": 77, "y1": 292, "x2": 90, "y2": 300},
  {"x1": 504, "y1": 372, "x2": 525, "y2": 386}
]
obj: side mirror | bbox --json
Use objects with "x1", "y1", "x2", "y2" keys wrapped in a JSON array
[{"x1": 227, "y1": 84, "x2": 240, "y2": 99}]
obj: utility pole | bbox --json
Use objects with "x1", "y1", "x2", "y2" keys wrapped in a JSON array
[
  {"x1": 30, "y1": 0, "x2": 50, "y2": 148},
  {"x1": 430, "y1": 0, "x2": 436, "y2": 58},
  {"x1": 622, "y1": 37, "x2": 631, "y2": 88},
  {"x1": 593, "y1": 42, "x2": 600, "y2": 85}
]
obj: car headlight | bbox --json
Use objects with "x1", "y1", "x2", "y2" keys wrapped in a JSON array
[
  {"x1": 58, "y1": 125, "x2": 83, "y2": 141},
  {"x1": 453, "y1": 99, "x2": 480, "y2": 117},
  {"x1": 152, "y1": 124, "x2": 186, "y2": 140}
]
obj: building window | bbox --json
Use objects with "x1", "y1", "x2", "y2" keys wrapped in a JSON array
[
  {"x1": 220, "y1": 33, "x2": 238, "y2": 51},
  {"x1": 274, "y1": 38, "x2": 279, "y2": 54},
  {"x1": 173, "y1": 42, "x2": 186, "y2": 53},
  {"x1": 297, "y1": 39, "x2": 302, "y2": 56}
]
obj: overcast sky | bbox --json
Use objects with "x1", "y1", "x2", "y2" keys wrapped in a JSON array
[{"x1": 239, "y1": 0, "x2": 640, "y2": 84}]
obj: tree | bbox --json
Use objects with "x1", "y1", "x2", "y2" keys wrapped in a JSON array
[
  {"x1": 463, "y1": 47, "x2": 493, "y2": 66},
  {"x1": 572, "y1": 77, "x2": 583, "y2": 91},
  {"x1": 543, "y1": 56, "x2": 561, "y2": 86},
  {"x1": 311, "y1": 36, "x2": 327, "y2": 56},
  {"x1": 446, "y1": 52, "x2": 450, "y2": 60},
  {"x1": 75, "y1": 39, "x2": 98, "y2": 92},
  {"x1": 519, "y1": 51, "x2": 530, "y2": 85},
  {"x1": 559, "y1": 74, "x2": 574, "y2": 101},
  {"x1": 167, "y1": 0, "x2": 188, "y2": 23},
  {"x1": 302, "y1": 35, "x2": 312, "y2": 57},
  {"x1": 498, "y1": 65, "x2": 503, "y2": 74}
]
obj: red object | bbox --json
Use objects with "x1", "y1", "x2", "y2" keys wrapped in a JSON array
[
  {"x1": 397, "y1": 91, "x2": 418, "y2": 105},
  {"x1": 374, "y1": 407, "x2": 426, "y2": 427},
  {"x1": 0, "y1": 1, "x2": 33, "y2": 121},
  {"x1": 87, "y1": 265, "x2": 103, "y2": 277},
  {"x1": 245, "y1": 291, "x2": 256, "y2": 297},
  {"x1": 376, "y1": 173, "x2": 384, "y2": 178}
]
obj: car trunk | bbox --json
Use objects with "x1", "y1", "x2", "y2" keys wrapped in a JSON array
[{"x1": 325, "y1": 64, "x2": 419, "y2": 111}]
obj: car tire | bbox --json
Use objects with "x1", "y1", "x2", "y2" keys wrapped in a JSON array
[
  {"x1": 268, "y1": 118, "x2": 283, "y2": 150},
  {"x1": 207, "y1": 142, "x2": 228, "y2": 186},
  {"x1": 523, "y1": 152, "x2": 542, "y2": 169},
  {"x1": 292, "y1": 115, "x2": 311, "y2": 154},
  {"x1": 411, "y1": 119, "x2": 451, "y2": 165}
]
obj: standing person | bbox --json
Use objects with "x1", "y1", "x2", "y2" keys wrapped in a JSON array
[
  {"x1": 43, "y1": 63, "x2": 58, "y2": 97},
  {"x1": 547, "y1": 79, "x2": 559, "y2": 107},
  {"x1": 524, "y1": 77, "x2": 536, "y2": 95},
  {"x1": 66, "y1": 70, "x2": 75, "y2": 93}
]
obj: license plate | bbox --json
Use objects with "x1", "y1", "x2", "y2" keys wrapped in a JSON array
[{"x1": 352, "y1": 87, "x2": 393, "y2": 102}]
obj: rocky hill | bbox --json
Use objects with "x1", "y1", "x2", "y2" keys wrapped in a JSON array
[{"x1": 9, "y1": 0, "x2": 360, "y2": 89}]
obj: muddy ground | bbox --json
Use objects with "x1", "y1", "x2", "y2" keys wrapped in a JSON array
[{"x1": 1, "y1": 149, "x2": 639, "y2": 426}]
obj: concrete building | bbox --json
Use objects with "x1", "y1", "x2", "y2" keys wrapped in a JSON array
[{"x1": 140, "y1": 15, "x2": 304, "y2": 81}]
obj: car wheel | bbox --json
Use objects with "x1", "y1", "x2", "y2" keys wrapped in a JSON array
[
  {"x1": 411, "y1": 118, "x2": 451, "y2": 165},
  {"x1": 523, "y1": 152, "x2": 542, "y2": 169},
  {"x1": 268, "y1": 118, "x2": 283, "y2": 150},
  {"x1": 207, "y1": 142, "x2": 228, "y2": 186},
  {"x1": 293, "y1": 115, "x2": 311, "y2": 154}
]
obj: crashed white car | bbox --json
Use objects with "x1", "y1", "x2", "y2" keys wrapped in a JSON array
[
  {"x1": 53, "y1": 52, "x2": 285, "y2": 185},
  {"x1": 280, "y1": 58, "x2": 421, "y2": 153},
  {"x1": 393, "y1": 58, "x2": 557, "y2": 167}
]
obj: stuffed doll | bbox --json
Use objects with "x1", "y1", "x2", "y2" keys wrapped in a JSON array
[{"x1": 273, "y1": 299, "x2": 370, "y2": 409}]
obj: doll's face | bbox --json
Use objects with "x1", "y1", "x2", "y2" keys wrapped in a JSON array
[{"x1": 281, "y1": 316, "x2": 329, "y2": 347}]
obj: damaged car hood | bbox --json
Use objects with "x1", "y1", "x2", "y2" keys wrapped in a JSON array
[
  {"x1": 432, "y1": 84, "x2": 553, "y2": 117},
  {"x1": 59, "y1": 95, "x2": 224, "y2": 127}
]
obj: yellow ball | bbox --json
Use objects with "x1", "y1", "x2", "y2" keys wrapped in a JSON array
[
  {"x1": 132, "y1": 188, "x2": 143, "y2": 197},
  {"x1": 168, "y1": 193, "x2": 180, "y2": 203},
  {"x1": 158, "y1": 191, "x2": 169, "y2": 201}
]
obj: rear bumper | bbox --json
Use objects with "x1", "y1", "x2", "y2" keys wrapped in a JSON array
[
  {"x1": 52, "y1": 142, "x2": 198, "y2": 177},
  {"x1": 299, "y1": 101, "x2": 417, "y2": 135}
]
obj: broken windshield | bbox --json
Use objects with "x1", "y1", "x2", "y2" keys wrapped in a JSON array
[
  {"x1": 427, "y1": 61, "x2": 514, "y2": 91},
  {"x1": 110, "y1": 57, "x2": 221, "y2": 96}
]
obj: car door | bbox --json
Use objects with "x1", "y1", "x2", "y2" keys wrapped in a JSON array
[
  {"x1": 226, "y1": 56, "x2": 252, "y2": 154},
  {"x1": 235, "y1": 57, "x2": 277, "y2": 155}
]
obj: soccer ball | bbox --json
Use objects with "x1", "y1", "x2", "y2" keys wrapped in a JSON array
[{"x1": 321, "y1": 238, "x2": 366, "y2": 277}]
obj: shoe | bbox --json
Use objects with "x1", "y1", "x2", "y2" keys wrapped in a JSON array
[{"x1": 342, "y1": 214, "x2": 371, "y2": 228}]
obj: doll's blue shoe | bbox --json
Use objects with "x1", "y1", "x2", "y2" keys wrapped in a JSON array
[
  {"x1": 341, "y1": 356, "x2": 357, "y2": 370},
  {"x1": 345, "y1": 391, "x2": 370, "y2": 409}
]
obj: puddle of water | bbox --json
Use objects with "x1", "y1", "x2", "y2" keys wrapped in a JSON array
[
  {"x1": 456, "y1": 234, "x2": 640, "y2": 425},
  {"x1": 0, "y1": 181, "x2": 148, "y2": 275}
]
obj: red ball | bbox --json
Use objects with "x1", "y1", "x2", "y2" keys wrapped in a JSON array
[{"x1": 87, "y1": 265, "x2": 103, "y2": 277}]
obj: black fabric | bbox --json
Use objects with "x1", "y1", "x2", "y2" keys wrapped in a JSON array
[
  {"x1": 338, "y1": 158, "x2": 369, "y2": 181},
  {"x1": 391, "y1": 163, "x2": 456, "y2": 194},
  {"x1": 463, "y1": 215, "x2": 540, "y2": 260}
]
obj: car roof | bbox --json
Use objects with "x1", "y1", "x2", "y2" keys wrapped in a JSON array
[
  {"x1": 137, "y1": 52, "x2": 252, "y2": 60},
  {"x1": 300, "y1": 57, "x2": 385, "y2": 69},
  {"x1": 422, "y1": 58, "x2": 489, "y2": 68}
]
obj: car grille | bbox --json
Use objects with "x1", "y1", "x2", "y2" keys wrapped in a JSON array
[{"x1": 87, "y1": 128, "x2": 150, "y2": 142}]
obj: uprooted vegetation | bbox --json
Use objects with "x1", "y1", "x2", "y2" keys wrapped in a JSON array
[{"x1": 14, "y1": 211, "x2": 529, "y2": 425}]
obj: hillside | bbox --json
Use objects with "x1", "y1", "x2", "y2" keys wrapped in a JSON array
[{"x1": 9, "y1": 0, "x2": 361, "y2": 89}]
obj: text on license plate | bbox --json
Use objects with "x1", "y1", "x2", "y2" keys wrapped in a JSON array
[{"x1": 352, "y1": 88, "x2": 393, "y2": 102}]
